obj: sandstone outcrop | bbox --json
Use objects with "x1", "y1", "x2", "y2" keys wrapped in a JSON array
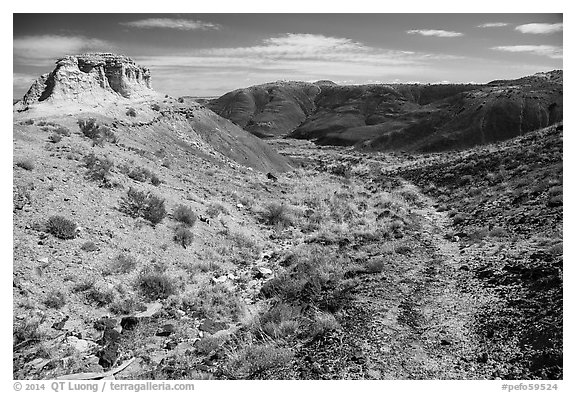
[{"x1": 21, "y1": 53, "x2": 155, "y2": 105}]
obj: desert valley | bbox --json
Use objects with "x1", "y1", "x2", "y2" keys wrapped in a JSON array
[{"x1": 13, "y1": 51, "x2": 562, "y2": 381}]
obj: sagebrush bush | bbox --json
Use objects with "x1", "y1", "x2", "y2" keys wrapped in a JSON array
[
  {"x1": 173, "y1": 205, "x2": 197, "y2": 227},
  {"x1": 126, "y1": 108, "x2": 137, "y2": 117},
  {"x1": 86, "y1": 286, "x2": 115, "y2": 307},
  {"x1": 46, "y1": 216, "x2": 77, "y2": 239},
  {"x1": 77, "y1": 118, "x2": 118, "y2": 146},
  {"x1": 206, "y1": 202, "x2": 228, "y2": 218},
  {"x1": 13, "y1": 319, "x2": 44, "y2": 345},
  {"x1": 120, "y1": 187, "x2": 167, "y2": 225},
  {"x1": 81, "y1": 241, "x2": 98, "y2": 252},
  {"x1": 137, "y1": 271, "x2": 177, "y2": 300},
  {"x1": 127, "y1": 167, "x2": 161, "y2": 186},
  {"x1": 84, "y1": 153, "x2": 114, "y2": 186},
  {"x1": 174, "y1": 226, "x2": 194, "y2": 248}
]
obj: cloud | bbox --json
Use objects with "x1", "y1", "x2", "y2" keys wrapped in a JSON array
[
  {"x1": 14, "y1": 35, "x2": 113, "y2": 64},
  {"x1": 478, "y1": 23, "x2": 509, "y2": 28},
  {"x1": 515, "y1": 23, "x2": 563, "y2": 34},
  {"x1": 491, "y1": 45, "x2": 563, "y2": 59},
  {"x1": 406, "y1": 29, "x2": 464, "y2": 37},
  {"x1": 120, "y1": 18, "x2": 220, "y2": 31}
]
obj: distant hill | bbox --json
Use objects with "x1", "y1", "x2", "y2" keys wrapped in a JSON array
[{"x1": 208, "y1": 71, "x2": 562, "y2": 152}]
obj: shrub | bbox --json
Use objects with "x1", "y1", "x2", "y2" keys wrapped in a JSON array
[
  {"x1": 126, "y1": 108, "x2": 137, "y2": 117},
  {"x1": 16, "y1": 159, "x2": 34, "y2": 171},
  {"x1": 174, "y1": 227, "x2": 194, "y2": 248},
  {"x1": 206, "y1": 202, "x2": 228, "y2": 218},
  {"x1": 48, "y1": 133, "x2": 63, "y2": 143},
  {"x1": 137, "y1": 271, "x2": 177, "y2": 300},
  {"x1": 44, "y1": 290, "x2": 66, "y2": 309},
  {"x1": 120, "y1": 188, "x2": 167, "y2": 225},
  {"x1": 86, "y1": 287, "x2": 115, "y2": 307},
  {"x1": 452, "y1": 213, "x2": 467, "y2": 225},
  {"x1": 261, "y1": 202, "x2": 292, "y2": 227},
  {"x1": 182, "y1": 283, "x2": 244, "y2": 320},
  {"x1": 77, "y1": 118, "x2": 118, "y2": 146},
  {"x1": 173, "y1": 205, "x2": 197, "y2": 227},
  {"x1": 151, "y1": 103, "x2": 161, "y2": 111},
  {"x1": 84, "y1": 153, "x2": 114, "y2": 186},
  {"x1": 46, "y1": 216, "x2": 77, "y2": 239},
  {"x1": 127, "y1": 167, "x2": 161, "y2": 186},
  {"x1": 14, "y1": 318, "x2": 44, "y2": 345},
  {"x1": 109, "y1": 296, "x2": 144, "y2": 315},
  {"x1": 364, "y1": 257, "x2": 386, "y2": 273}
]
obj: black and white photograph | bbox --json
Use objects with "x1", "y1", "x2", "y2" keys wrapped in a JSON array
[{"x1": 10, "y1": 6, "x2": 565, "y2": 388}]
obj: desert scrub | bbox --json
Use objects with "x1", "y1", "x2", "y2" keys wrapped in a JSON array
[
  {"x1": 126, "y1": 107, "x2": 137, "y2": 117},
  {"x1": 84, "y1": 153, "x2": 114, "y2": 186},
  {"x1": 16, "y1": 159, "x2": 34, "y2": 171},
  {"x1": 137, "y1": 271, "x2": 178, "y2": 300},
  {"x1": 260, "y1": 202, "x2": 292, "y2": 227},
  {"x1": 46, "y1": 215, "x2": 77, "y2": 239},
  {"x1": 173, "y1": 226, "x2": 194, "y2": 248},
  {"x1": 173, "y1": 204, "x2": 197, "y2": 227},
  {"x1": 86, "y1": 286, "x2": 115, "y2": 307},
  {"x1": 13, "y1": 318, "x2": 45, "y2": 346},
  {"x1": 107, "y1": 253, "x2": 137, "y2": 274},
  {"x1": 127, "y1": 166, "x2": 161, "y2": 186},
  {"x1": 44, "y1": 290, "x2": 66, "y2": 309},
  {"x1": 80, "y1": 241, "x2": 98, "y2": 252},
  {"x1": 120, "y1": 187, "x2": 167, "y2": 225},
  {"x1": 223, "y1": 344, "x2": 293, "y2": 378},
  {"x1": 227, "y1": 232, "x2": 260, "y2": 266},
  {"x1": 257, "y1": 303, "x2": 301, "y2": 339},
  {"x1": 77, "y1": 118, "x2": 118, "y2": 146}
]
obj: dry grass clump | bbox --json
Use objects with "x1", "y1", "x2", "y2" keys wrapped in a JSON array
[
  {"x1": 182, "y1": 283, "x2": 244, "y2": 321},
  {"x1": 206, "y1": 202, "x2": 228, "y2": 218},
  {"x1": 127, "y1": 166, "x2": 161, "y2": 186},
  {"x1": 222, "y1": 344, "x2": 293, "y2": 378},
  {"x1": 260, "y1": 202, "x2": 293, "y2": 227},
  {"x1": 107, "y1": 253, "x2": 138, "y2": 274},
  {"x1": 137, "y1": 271, "x2": 178, "y2": 300},
  {"x1": 44, "y1": 290, "x2": 66, "y2": 309}
]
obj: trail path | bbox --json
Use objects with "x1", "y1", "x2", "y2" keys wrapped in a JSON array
[{"x1": 296, "y1": 182, "x2": 488, "y2": 379}]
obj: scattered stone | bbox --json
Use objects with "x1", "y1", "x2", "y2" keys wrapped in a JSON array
[
  {"x1": 67, "y1": 336, "x2": 95, "y2": 353},
  {"x1": 199, "y1": 319, "x2": 228, "y2": 334},
  {"x1": 94, "y1": 318, "x2": 117, "y2": 331},
  {"x1": 156, "y1": 324, "x2": 176, "y2": 337},
  {"x1": 212, "y1": 276, "x2": 227, "y2": 284},
  {"x1": 135, "y1": 302, "x2": 162, "y2": 318},
  {"x1": 120, "y1": 316, "x2": 139, "y2": 331},
  {"x1": 52, "y1": 316, "x2": 69, "y2": 330}
]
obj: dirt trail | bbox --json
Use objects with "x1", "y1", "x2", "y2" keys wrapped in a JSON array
[{"x1": 296, "y1": 182, "x2": 488, "y2": 379}]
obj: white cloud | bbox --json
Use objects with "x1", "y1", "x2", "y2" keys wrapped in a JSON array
[
  {"x1": 14, "y1": 35, "x2": 113, "y2": 64},
  {"x1": 491, "y1": 45, "x2": 563, "y2": 59},
  {"x1": 515, "y1": 23, "x2": 563, "y2": 34},
  {"x1": 478, "y1": 23, "x2": 509, "y2": 28},
  {"x1": 406, "y1": 29, "x2": 464, "y2": 37},
  {"x1": 120, "y1": 18, "x2": 220, "y2": 31}
]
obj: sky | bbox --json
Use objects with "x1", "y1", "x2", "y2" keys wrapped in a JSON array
[{"x1": 13, "y1": 13, "x2": 563, "y2": 98}]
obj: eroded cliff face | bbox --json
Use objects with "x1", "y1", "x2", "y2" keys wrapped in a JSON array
[{"x1": 22, "y1": 53, "x2": 154, "y2": 105}]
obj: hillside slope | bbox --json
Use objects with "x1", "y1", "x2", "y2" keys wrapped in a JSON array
[{"x1": 209, "y1": 71, "x2": 562, "y2": 152}]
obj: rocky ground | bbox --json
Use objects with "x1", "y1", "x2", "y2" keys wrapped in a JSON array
[{"x1": 13, "y1": 102, "x2": 562, "y2": 380}]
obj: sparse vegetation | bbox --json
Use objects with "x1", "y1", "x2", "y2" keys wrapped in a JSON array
[
  {"x1": 260, "y1": 202, "x2": 292, "y2": 227},
  {"x1": 46, "y1": 216, "x2": 77, "y2": 239},
  {"x1": 126, "y1": 108, "x2": 137, "y2": 117},
  {"x1": 44, "y1": 290, "x2": 66, "y2": 309},
  {"x1": 127, "y1": 166, "x2": 161, "y2": 186}
]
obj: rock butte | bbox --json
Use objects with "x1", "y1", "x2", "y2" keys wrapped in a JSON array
[{"x1": 21, "y1": 53, "x2": 156, "y2": 106}]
